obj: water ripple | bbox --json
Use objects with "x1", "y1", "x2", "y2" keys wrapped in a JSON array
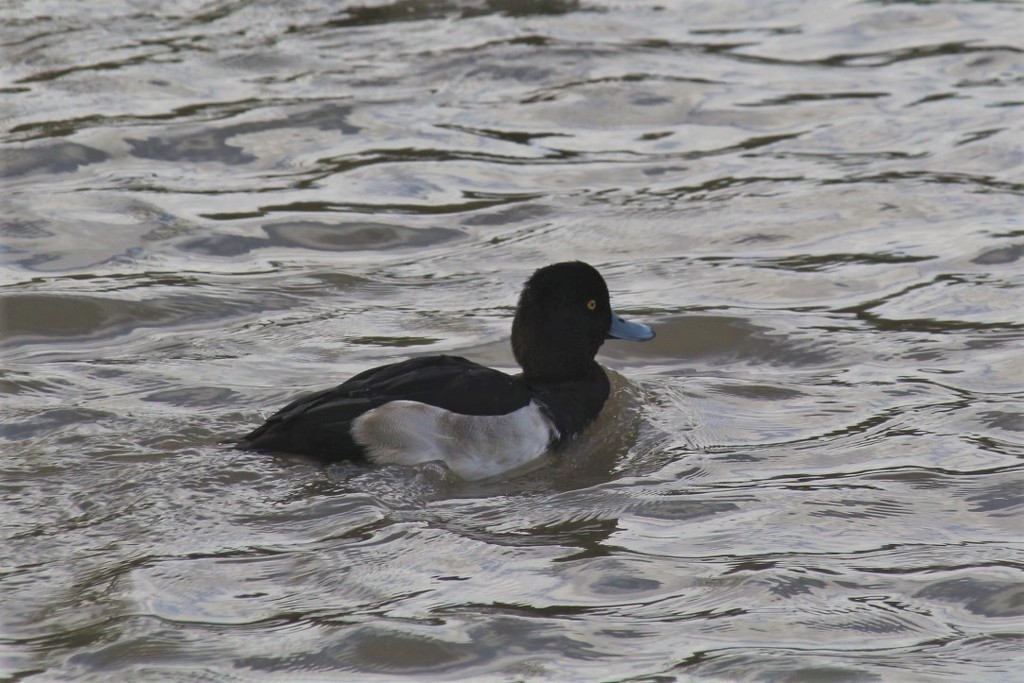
[{"x1": 3, "y1": 0, "x2": 1023, "y2": 680}]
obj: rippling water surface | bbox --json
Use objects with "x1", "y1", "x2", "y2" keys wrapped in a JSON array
[{"x1": 3, "y1": 1, "x2": 1024, "y2": 680}]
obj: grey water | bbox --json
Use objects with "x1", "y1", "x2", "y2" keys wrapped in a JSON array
[{"x1": 2, "y1": 1, "x2": 1023, "y2": 681}]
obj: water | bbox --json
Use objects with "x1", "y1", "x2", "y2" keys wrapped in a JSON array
[{"x1": 2, "y1": 0, "x2": 1023, "y2": 680}]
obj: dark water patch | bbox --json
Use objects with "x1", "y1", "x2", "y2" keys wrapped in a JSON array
[
  {"x1": 235, "y1": 616, "x2": 592, "y2": 676},
  {"x1": 524, "y1": 518, "x2": 621, "y2": 560},
  {"x1": 0, "y1": 142, "x2": 108, "y2": 177},
  {"x1": 629, "y1": 170, "x2": 805, "y2": 204},
  {"x1": 957, "y1": 128, "x2": 1005, "y2": 146},
  {"x1": 179, "y1": 221, "x2": 464, "y2": 256},
  {"x1": 965, "y1": 481, "x2": 1024, "y2": 516},
  {"x1": 767, "y1": 574, "x2": 828, "y2": 599},
  {"x1": 128, "y1": 130, "x2": 256, "y2": 164},
  {"x1": 314, "y1": 145, "x2": 577, "y2": 176},
  {"x1": 745, "y1": 91, "x2": 889, "y2": 107},
  {"x1": 754, "y1": 252, "x2": 934, "y2": 273},
  {"x1": 0, "y1": 369, "x2": 73, "y2": 397},
  {"x1": 1, "y1": 294, "x2": 151, "y2": 341},
  {"x1": 264, "y1": 221, "x2": 462, "y2": 252},
  {"x1": 15, "y1": 53, "x2": 161, "y2": 86},
  {"x1": 767, "y1": 149, "x2": 928, "y2": 168},
  {"x1": 963, "y1": 330, "x2": 1023, "y2": 350},
  {"x1": 978, "y1": 411, "x2": 1024, "y2": 433},
  {"x1": 916, "y1": 577, "x2": 1024, "y2": 619},
  {"x1": 460, "y1": 202, "x2": 553, "y2": 226},
  {"x1": 820, "y1": 170, "x2": 1024, "y2": 195},
  {"x1": 674, "y1": 635, "x2": 1019, "y2": 682},
  {"x1": 337, "y1": 627, "x2": 481, "y2": 673},
  {"x1": 127, "y1": 104, "x2": 357, "y2": 163},
  {"x1": 10, "y1": 98, "x2": 285, "y2": 141},
  {"x1": 575, "y1": 567, "x2": 664, "y2": 598},
  {"x1": 0, "y1": 290, "x2": 297, "y2": 347},
  {"x1": 806, "y1": 497, "x2": 910, "y2": 521},
  {"x1": 745, "y1": 40, "x2": 1023, "y2": 69},
  {"x1": 302, "y1": 271, "x2": 368, "y2": 290},
  {"x1": 601, "y1": 315, "x2": 836, "y2": 368},
  {"x1": 438, "y1": 122, "x2": 570, "y2": 147},
  {"x1": 849, "y1": 310, "x2": 1023, "y2": 335},
  {"x1": 175, "y1": 234, "x2": 267, "y2": 257},
  {"x1": 345, "y1": 335, "x2": 439, "y2": 347},
  {"x1": 201, "y1": 191, "x2": 543, "y2": 220},
  {"x1": 972, "y1": 243, "x2": 1024, "y2": 265},
  {"x1": 320, "y1": 0, "x2": 582, "y2": 28},
  {"x1": 862, "y1": 468, "x2": 954, "y2": 490},
  {"x1": 0, "y1": 219, "x2": 55, "y2": 239},
  {"x1": 58, "y1": 617, "x2": 244, "y2": 678}
]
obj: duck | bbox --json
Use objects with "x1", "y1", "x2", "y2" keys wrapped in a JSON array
[{"x1": 237, "y1": 261, "x2": 654, "y2": 480}]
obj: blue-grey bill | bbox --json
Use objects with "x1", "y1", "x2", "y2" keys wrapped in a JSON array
[{"x1": 608, "y1": 313, "x2": 655, "y2": 341}]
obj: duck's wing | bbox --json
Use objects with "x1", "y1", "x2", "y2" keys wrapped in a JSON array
[{"x1": 237, "y1": 355, "x2": 530, "y2": 462}]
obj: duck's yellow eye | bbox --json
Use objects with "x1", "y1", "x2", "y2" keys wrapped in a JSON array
[{"x1": 586, "y1": 299, "x2": 597, "y2": 311}]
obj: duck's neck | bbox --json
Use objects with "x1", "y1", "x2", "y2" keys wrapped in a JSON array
[
  {"x1": 511, "y1": 321, "x2": 605, "y2": 383},
  {"x1": 518, "y1": 358, "x2": 603, "y2": 384},
  {"x1": 519, "y1": 363, "x2": 611, "y2": 445}
]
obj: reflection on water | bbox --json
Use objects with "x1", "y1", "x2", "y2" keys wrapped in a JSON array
[{"x1": 2, "y1": 0, "x2": 1023, "y2": 680}]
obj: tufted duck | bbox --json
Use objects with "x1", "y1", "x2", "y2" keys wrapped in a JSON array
[{"x1": 237, "y1": 261, "x2": 654, "y2": 479}]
